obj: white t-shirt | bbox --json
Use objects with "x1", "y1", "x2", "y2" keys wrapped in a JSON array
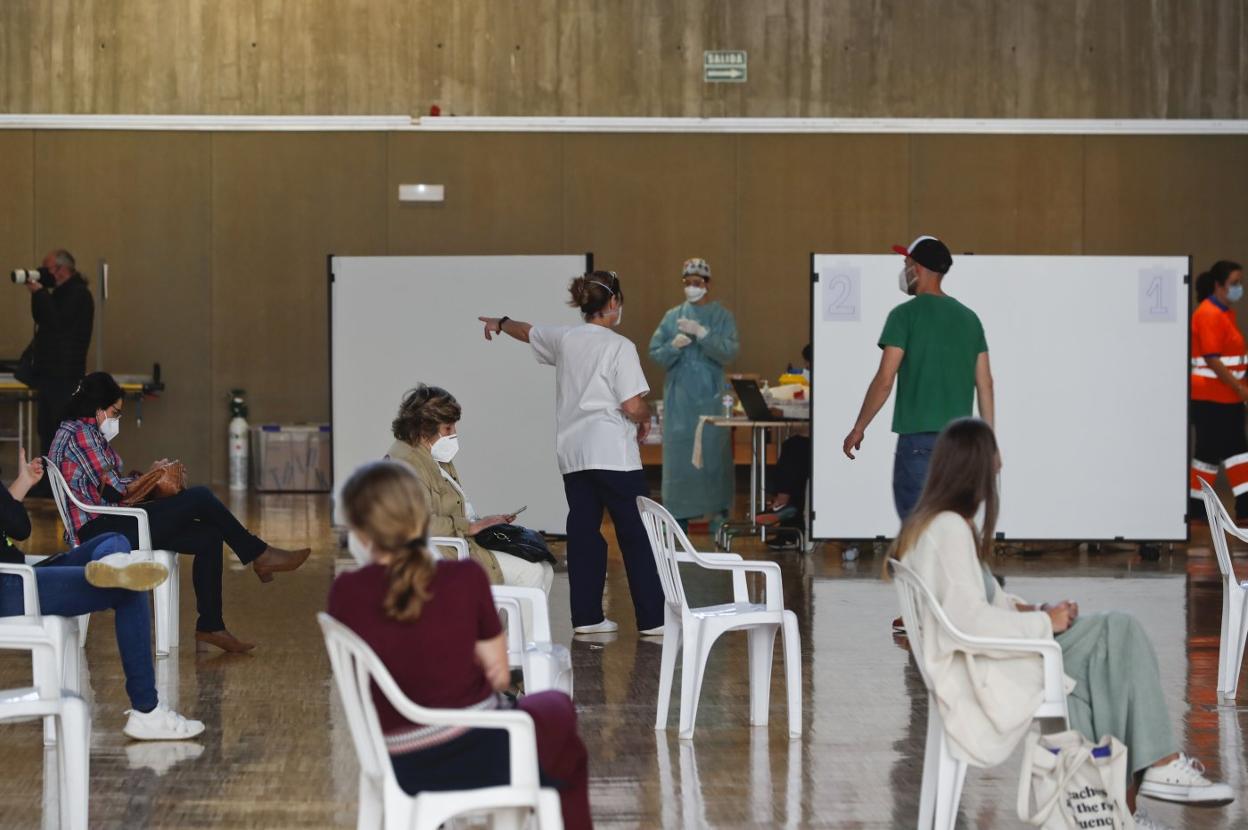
[{"x1": 529, "y1": 323, "x2": 650, "y2": 474}]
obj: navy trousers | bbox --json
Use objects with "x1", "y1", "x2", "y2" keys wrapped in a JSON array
[{"x1": 561, "y1": 469, "x2": 665, "y2": 630}]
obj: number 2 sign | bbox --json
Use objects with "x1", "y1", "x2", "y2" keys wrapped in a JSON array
[{"x1": 822, "y1": 265, "x2": 861, "y2": 322}]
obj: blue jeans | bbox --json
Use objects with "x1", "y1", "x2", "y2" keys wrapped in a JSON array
[
  {"x1": 79, "y1": 485, "x2": 267, "y2": 632},
  {"x1": 893, "y1": 433, "x2": 939, "y2": 520},
  {"x1": 0, "y1": 533, "x2": 157, "y2": 712}
]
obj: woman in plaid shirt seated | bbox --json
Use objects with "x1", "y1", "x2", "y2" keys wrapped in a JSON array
[{"x1": 49, "y1": 372, "x2": 313, "y2": 653}]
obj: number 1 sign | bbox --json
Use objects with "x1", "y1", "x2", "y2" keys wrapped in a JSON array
[{"x1": 1139, "y1": 268, "x2": 1178, "y2": 323}]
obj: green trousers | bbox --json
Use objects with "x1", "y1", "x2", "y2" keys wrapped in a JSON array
[{"x1": 1057, "y1": 611, "x2": 1180, "y2": 775}]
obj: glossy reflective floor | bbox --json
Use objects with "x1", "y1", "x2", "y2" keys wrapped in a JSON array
[{"x1": 1, "y1": 492, "x2": 1246, "y2": 828}]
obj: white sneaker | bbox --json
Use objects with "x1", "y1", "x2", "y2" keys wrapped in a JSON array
[
  {"x1": 1139, "y1": 753, "x2": 1235, "y2": 804},
  {"x1": 125, "y1": 741, "x2": 204, "y2": 775},
  {"x1": 86, "y1": 553, "x2": 169, "y2": 592},
  {"x1": 573, "y1": 619, "x2": 619, "y2": 635},
  {"x1": 1132, "y1": 807, "x2": 1174, "y2": 830},
  {"x1": 639, "y1": 626, "x2": 664, "y2": 637},
  {"x1": 123, "y1": 704, "x2": 206, "y2": 741}
]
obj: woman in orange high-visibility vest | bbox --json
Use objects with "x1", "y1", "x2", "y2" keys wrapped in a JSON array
[{"x1": 1191, "y1": 260, "x2": 1248, "y2": 523}]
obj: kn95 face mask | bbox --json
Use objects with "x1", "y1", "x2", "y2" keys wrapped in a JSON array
[
  {"x1": 898, "y1": 264, "x2": 919, "y2": 296},
  {"x1": 430, "y1": 434, "x2": 460, "y2": 463},
  {"x1": 347, "y1": 531, "x2": 373, "y2": 565}
]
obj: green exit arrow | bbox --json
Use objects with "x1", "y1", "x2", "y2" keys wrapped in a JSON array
[{"x1": 705, "y1": 67, "x2": 747, "y2": 82}]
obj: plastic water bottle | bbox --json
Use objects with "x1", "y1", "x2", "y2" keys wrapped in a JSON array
[
  {"x1": 228, "y1": 389, "x2": 249, "y2": 491},
  {"x1": 721, "y1": 394, "x2": 734, "y2": 417}
]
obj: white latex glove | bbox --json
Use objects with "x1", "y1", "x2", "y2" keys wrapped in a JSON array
[
  {"x1": 671, "y1": 333, "x2": 692, "y2": 349},
  {"x1": 676, "y1": 317, "x2": 709, "y2": 339}
]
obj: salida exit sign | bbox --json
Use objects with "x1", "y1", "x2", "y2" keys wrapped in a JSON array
[{"x1": 704, "y1": 50, "x2": 747, "y2": 83}]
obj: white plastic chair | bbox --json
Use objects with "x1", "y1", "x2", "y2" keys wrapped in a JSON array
[
  {"x1": 493, "y1": 590, "x2": 573, "y2": 697},
  {"x1": 45, "y1": 459, "x2": 181, "y2": 656},
  {"x1": 429, "y1": 537, "x2": 572, "y2": 697},
  {"x1": 0, "y1": 562, "x2": 83, "y2": 745},
  {"x1": 317, "y1": 612, "x2": 564, "y2": 830},
  {"x1": 890, "y1": 558, "x2": 1068, "y2": 830},
  {"x1": 0, "y1": 687, "x2": 89, "y2": 830},
  {"x1": 344, "y1": 535, "x2": 572, "y2": 697},
  {"x1": 22, "y1": 554, "x2": 90, "y2": 649},
  {"x1": 1198, "y1": 478, "x2": 1248, "y2": 700},
  {"x1": 637, "y1": 496, "x2": 802, "y2": 740}
]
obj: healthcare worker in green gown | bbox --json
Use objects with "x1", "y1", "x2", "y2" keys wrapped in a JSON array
[{"x1": 648, "y1": 258, "x2": 740, "y2": 533}]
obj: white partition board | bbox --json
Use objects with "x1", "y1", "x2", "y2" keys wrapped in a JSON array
[
  {"x1": 812, "y1": 255, "x2": 1190, "y2": 541},
  {"x1": 331, "y1": 255, "x2": 588, "y2": 533}
]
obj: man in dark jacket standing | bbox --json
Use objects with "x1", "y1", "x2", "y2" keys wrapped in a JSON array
[{"x1": 26, "y1": 249, "x2": 94, "y2": 464}]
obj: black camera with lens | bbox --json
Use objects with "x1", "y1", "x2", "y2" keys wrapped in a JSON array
[{"x1": 11, "y1": 267, "x2": 55, "y2": 289}]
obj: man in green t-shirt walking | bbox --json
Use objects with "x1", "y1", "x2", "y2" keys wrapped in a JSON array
[{"x1": 842, "y1": 235, "x2": 995, "y2": 519}]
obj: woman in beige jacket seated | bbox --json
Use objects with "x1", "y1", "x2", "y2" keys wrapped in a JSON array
[
  {"x1": 892, "y1": 418, "x2": 1232, "y2": 826},
  {"x1": 385, "y1": 385, "x2": 554, "y2": 592}
]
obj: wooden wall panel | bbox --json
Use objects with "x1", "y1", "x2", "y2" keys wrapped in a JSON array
[
  {"x1": 1082, "y1": 136, "x2": 1248, "y2": 274},
  {"x1": 5, "y1": 1, "x2": 1248, "y2": 118},
  {"x1": 1083, "y1": 134, "x2": 1248, "y2": 353},
  {"x1": 209, "y1": 132, "x2": 387, "y2": 483},
  {"x1": 386, "y1": 133, "x2": 564, "y2": 255},
  {"x1": 735, "y1": 134, "x2": 911, "y2": 377},
  {"x1": 908, "y1": 135, "x2": 1085, "y2": 255},
  {"x1": 0, "y1": 132, "x2": 35, "y2": 362},
  {"x1": 32, "y1": 131, "x2": 212, "y2": 478},
  {"x1": 0, "y1": 129, "x2": 1242, "y2": 482},
  {"x1": 0, "y1": 131, "x2": 35, "y2": 476},
  {"x1": 562, "y1": 134, "x2": 738, "y2": 388}
]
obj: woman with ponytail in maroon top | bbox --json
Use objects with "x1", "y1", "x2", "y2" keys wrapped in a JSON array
[{"x1": 328, "y1": 461, "x2": 592, "y2": 829}]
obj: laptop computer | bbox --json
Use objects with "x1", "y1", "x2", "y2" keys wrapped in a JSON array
[{"x1": 731, "y1": 378, "x2": 802, "y2": 422}]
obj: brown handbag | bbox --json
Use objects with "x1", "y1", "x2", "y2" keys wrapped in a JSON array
[{"x1": 121, "y1": 461, "x2": 188, "y2": 506}]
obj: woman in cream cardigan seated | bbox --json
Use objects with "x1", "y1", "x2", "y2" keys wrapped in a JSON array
[
  {"x1": 892, "y1": 418, "x2": 1232, "y2": 825},
  {"x1": 385, "y1": 385, "x2": 554, "y2": 592}
]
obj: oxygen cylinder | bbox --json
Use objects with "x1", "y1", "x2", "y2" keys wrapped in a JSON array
[{"x1": 228, "y1": 389, "x2": 249, "y2": 491}]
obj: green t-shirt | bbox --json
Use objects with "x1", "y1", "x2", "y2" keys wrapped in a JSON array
[{"x1": 878, "y1": 294, "x2": 987, "y2": 435}]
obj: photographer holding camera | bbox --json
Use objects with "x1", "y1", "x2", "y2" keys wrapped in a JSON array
[{"x1": 19, "y1": 250, "x2": 94, "y2": 483}]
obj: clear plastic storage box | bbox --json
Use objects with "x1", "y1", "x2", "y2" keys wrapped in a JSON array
[{"x1": 250, "y1": 424, "x2": 331, "y2": 492}]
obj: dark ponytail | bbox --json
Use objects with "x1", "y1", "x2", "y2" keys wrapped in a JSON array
[
  {"x1": 568, "y1": 270, "x2": 621, "y2": 318},
  {"x1": 1197, "y1": 260, "x2": 1243, "y2": 303},
  {"x1": 63, "y1": 372, "x2": 124, "y2": 420}
]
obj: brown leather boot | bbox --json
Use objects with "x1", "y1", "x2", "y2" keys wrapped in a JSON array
[
  {"x1": 195, "y1": 629, "x2": 256, "y2": 653},
  {"x1": 252, "y1": 546, "x2": 312, "y2": 583}
]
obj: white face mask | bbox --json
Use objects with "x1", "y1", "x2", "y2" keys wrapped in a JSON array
[
  {"x1": 347, "y1": 531, "x2": 373, "y2": 566},
  {"x1": 612, "y1": 305, "x2": 624, "y2": 327},
  {"x1": 898, "y1": 265, "x2": 918, "y2": 296},
  {"x1": 100, "y1": 416, "x2": 120, "y2": 443},
  {"x1": 684, "y1": 285, "x2": 707, "y2": 303},
  {"x1": 430, "y1": 434, "x2": 460, "y2": 463}
]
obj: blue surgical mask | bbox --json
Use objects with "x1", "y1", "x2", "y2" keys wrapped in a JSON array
[{"x1": 1230, "y1": 284, "x2": 1244, "y2": 303}]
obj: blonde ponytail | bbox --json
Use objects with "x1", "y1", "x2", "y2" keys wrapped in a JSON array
[
  {"x1": 382, "y1": 536, "x2": 437, "y2": 622},
  {"x1": 340, "y1": 460, "x2": 438, "y2": 621}
]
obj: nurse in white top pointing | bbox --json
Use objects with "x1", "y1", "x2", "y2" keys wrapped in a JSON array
[{"x1": 478, "y1": 270, "x2": 666, "y2": 637}]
